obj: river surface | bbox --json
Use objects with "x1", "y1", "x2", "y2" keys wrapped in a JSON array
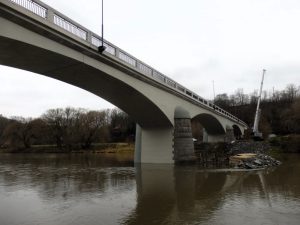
[{"x1": 0, "y1": 153, "x2": 299, "y2": 225}]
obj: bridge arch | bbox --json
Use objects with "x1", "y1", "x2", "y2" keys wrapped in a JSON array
[
  {"x1": 0, "y1": 35, "x2": 172, "y2": 129},
  {"x1": 0, "y1": 2, "x2": 247, "y2": 163},
  {"x1": 174, "y1": 106, "x2": 190, "y2": 119},
  {"x1": 191, "y1": 113, "x2": 225, "y2": 135},
  {"x1": 232, "y1": 124, "x2": 242, "y2": 139}
]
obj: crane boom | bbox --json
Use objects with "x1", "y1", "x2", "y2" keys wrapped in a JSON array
[{"x1": 252, "y1": 69, "x2": 266, "y2": 139}]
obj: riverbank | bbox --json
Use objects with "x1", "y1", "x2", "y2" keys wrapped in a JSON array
[
  {"x1": 194, "y1": 139, "x2": 285, "y2": 169},
  {"x1": 221, "y1": 135, "x2": 300, "y2": 169},
  {"x1": 0, "y1": 143, "x2": 135, "y2": 154},
  {"x1": 269, "y1": 134, "x2": 300, "y2": 153},
  {"x1": 1, "y1": 135, "x2": 299, "y2": 168},
  {"x1": 227, "y1": 134, "x2": 300, "y2": 155}
]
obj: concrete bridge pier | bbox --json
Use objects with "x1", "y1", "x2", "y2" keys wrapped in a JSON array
[
  {"x1": 135, "y1": 112, "x2": 197, "y2": 164},
  {"x1": 135, "y1": 125, "x2": 174, "y2": 164},
  {"x1": 203, "y1": 129, "x2": 223, "y2": 142},
  {"x1": 203, "y1": 127, "x2": 236, "y2": 143},
  {"x1": 134, "y1": 124, "x2": 142, "y2": 163}
]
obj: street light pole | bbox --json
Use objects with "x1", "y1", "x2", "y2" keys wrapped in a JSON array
[{"x1": 98, "y1": 0, "x2": 106, "y2": 53}]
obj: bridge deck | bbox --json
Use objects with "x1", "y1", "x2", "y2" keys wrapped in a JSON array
[{"x1": 1, "y1": 0, "x2": 247, "y2": 128}]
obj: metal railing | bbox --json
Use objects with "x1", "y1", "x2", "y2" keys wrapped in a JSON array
[
  {"x1": 53, "y1": 14, "x2": 87, "y2": 40},
  {"x1": 137, "y1": 62, "x2": 152, "y2": 76},
  {"x1": 10, "y1": 0, "x2": 46, "y2": 18},
  {"x1": 91, "y1": 36, "x2": 116, "y2": 55},
  {"x1": 5, "y1": 0, "x2": 247, "y2": 127},
  {"x1": 118, "y1": 51, "x2": 136, "y2": 67}
]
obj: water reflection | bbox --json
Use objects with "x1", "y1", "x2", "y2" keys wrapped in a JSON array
[
  {"x1": 129, "y1": 155, "x2": 300, "y2": 225},
  {"x1": 0, "y1": 154, "x2": 135, "y2": 225},
  {"x1": 0, "y1": 154, "x2": 300, "y2": 225}
]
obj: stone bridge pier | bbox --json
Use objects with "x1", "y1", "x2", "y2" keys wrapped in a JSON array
[{"x1": 173, "y1": 109, "x2": 196, "y2": 163}]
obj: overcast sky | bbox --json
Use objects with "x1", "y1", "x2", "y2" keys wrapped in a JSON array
[{"x1": 1, "y1": 0, "x2": 300, "y2": 118}]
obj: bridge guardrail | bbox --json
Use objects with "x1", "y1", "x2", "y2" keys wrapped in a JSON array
[
  {"x1": 10, "y1": 0, "x2": 46, "y2": 17},
  {"x1": 5, "y1": 0, "x2": 248, "y2": 128}
]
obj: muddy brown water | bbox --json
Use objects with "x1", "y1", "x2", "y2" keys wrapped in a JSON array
[{"x1": 0, "y1": 153, "x2": 299, "y2": 225}]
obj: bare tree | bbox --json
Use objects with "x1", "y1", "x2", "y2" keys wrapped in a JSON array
[
  {"x1": 285, "y1": 84, "x2": 298, "y2": 102},
  {"x1": 234, "y1": 88, "x2": 249, "y2": 106},
  {"x1": 1, "y1": 117, "x2": 42, "y2": 149},
  {"x1": 214, "y1": 93, "x2": 230, "y2": 108},
  {"x1": 42, "y1": 108, "x2": 65, "y2": 148},
  {"x1": 0, "y1": 115, "x2": 10, "y2": 147},
  {"x1": 78, "y1": 110, "x2": 109, "y2": 149}
]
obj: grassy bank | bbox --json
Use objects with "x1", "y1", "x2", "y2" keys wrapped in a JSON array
[
  {"x1": 269, "y1": 134, "x2": 300, "y2": 153},
  {"x1": 0, "y1": 143, "x2": 135, "y2": 154},
  {"x1": 1, "y1": 135, "x2": 299, "y2": 155}
]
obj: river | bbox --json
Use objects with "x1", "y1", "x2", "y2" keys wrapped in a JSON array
[{"x1": 0, "y1": 153, "x2": 299, "y2": 225}]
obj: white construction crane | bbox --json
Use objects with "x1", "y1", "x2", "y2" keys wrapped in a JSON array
[{"x1": 252, "y1": 69, "x2": 266, "y2": 140}]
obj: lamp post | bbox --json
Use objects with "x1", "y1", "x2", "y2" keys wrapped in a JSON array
[{"x1": 98, "y1": 0, "x2": 106, "y2": 53}]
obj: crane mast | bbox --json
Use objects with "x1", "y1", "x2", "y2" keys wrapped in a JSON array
[{"x1": 252, "y1": 69, "x2": 266, "y2": 139}]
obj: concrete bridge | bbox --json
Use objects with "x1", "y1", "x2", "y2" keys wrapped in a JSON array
[{"x1": 0, "y1": 0, "x2": 248, "y2": 164}]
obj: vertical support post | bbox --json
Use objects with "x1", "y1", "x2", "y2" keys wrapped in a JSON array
[
  {"x1": 87, "y1": 31, "x2": 92, "y2": 43},
  {"x1": 101, "y1": 0, "x2": 104, "y2": 46},
  {"x1": 46, "y1": 9, "x2": 54, "y2": 23},
  {"x1": 203, "y1": 128, "x2": 208, "y2": 142},
  {"x1": 98, "y1": 0, "x2": 106, "y2": 53},
  {"x1": 115, "y1": 48, "x2": 120, "y2": 58},
  {"x1": 134, "y1": 124, "x2": 142, "y2": 163}
]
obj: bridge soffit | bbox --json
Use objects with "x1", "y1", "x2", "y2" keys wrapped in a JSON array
[
  {"x1": 0, "y1": 20, "x2": 174, "y2": 128},
  {"x1": 191, "y1": 113, "x2": 226, "y2": 135},
  {"x1": 0, "y1": 1, "x2": 248, "y2": 130}
]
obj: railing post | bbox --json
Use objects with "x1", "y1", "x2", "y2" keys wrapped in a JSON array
[
  {"x1": 46, "y1": 8, "x2": 54, "y2": 23},
  {"x1": 87, "y1": 31, "x2": 92, "y2": 43},
  {"x1": 136, "y1": 61, "x2": 141, "y2": 70},
  {"x1": 150, "y1": 68, "x2": 153, "y2": 77},
  {"x1": 115, "y1": 48, "x2": 120, "y2": 58}
]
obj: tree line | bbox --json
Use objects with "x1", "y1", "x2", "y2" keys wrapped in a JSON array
[
  {"x1": 0, "y1": 108, "x2": 135, "y2": 150},
  {"x1": 0, "y1": 84, "x2": 299, "y2": 150},
  {"x1": 214, "y1": 84, "x2": 300, "y2": 136}
]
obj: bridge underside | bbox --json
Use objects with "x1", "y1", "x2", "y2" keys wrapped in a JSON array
[
  {"x1": 0, "y1": 10, "x2": 246, "y2": 164},
  {"x1": 0, "y1": 36, "x2": 172, "y2": 129}
]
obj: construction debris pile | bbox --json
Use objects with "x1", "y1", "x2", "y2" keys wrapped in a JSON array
[
  {"x1": 229, "y1": 153, "x2": 281, "y2": 169},
  {"x1": 194, "y1": 141, "x2": 282, "y2": 169}
]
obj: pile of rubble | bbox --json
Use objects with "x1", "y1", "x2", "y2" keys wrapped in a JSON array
[
  {"x1": 229, "y1": 153, "x2": 281, "y2": 169},
  {"x1": 227, "y1": 140, "x2": 282, "y2": 169}
]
